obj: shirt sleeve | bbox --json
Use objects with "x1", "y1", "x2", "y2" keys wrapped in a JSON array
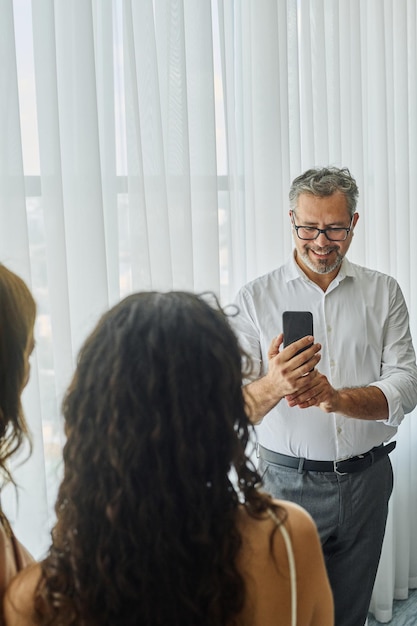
[{"x1": 370, "y1": 280, "x2": 417, "y2": 427}]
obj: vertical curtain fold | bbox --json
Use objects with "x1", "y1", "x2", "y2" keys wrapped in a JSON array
[
  {"x1": 54, "y1": 1, "x2": 109, "y2": 353},
  {"x1": 183, "y1": 1, "x2": 219, "y2": 293},
  {"x1": 31, "y1": 0, "x2": 73, "y2": 406},
  {"x1": 155, "y1": 0, "x2": 194, "y2": 291},
  {"x1": 130, "y1": 0, "x2": 173, "y2": 291},
  {"x1": 123, "y1": 0, "x2": 153, "y2": 291},
  {"x1": 0, "y1": 0, "x2": 31, "y2": 271},
  {"x1": 93, "y1": 0, "x2": 121, "y2": 307}
]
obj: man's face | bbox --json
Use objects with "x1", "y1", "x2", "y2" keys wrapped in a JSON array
[{"x1": 291, "y1": 192, "x2": 359, "y2": 284}]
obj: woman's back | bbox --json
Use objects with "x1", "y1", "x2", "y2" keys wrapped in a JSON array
[
  {"x1": 235, "y1": 500, "x2": 333, "y2": 626},
  {"x1": 4, "y1": 500, "x2": 333, "y2": 626}
]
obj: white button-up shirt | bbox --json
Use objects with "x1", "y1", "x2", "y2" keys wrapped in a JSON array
[{"x1": 233, "y1": 254, "x2": 417, "y2": 461}]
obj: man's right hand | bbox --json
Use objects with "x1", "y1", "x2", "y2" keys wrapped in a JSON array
[
  {"x1": 243, "y1": 333, "x2": 321, "y2": 423},
  {"x1": 267, "y1": 333, "x2": 321, "y2": 396}
]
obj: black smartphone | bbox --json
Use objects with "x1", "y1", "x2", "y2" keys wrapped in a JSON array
[{"x1": 282, "y1": 311, "x2": 313, "y2": 354}]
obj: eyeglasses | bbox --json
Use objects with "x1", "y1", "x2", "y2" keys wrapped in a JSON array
[{"x1": 291, "y1": 212, "x2": 354, "y2": 241}]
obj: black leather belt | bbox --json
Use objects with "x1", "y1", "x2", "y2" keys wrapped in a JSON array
[{"x1": 258, "y1": 441, "x2": 396, "y2": 474}]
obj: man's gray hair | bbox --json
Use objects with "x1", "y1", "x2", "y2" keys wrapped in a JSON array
[{"x1": 289, "y1": 166, "x2": 359, "y2": 217}]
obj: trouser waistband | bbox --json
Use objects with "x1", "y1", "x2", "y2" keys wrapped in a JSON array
[{"x1": 257, "y1": 441, "x2": 396, "y2": 474}]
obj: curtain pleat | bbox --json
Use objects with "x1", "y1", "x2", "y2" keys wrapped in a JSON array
[
  {"x1": 32, "y1": 0, "x2": 73, "y2": 399},
  {"x1": 183, "y1": 1, "x2": 219, "y2": 293},
  {"x1": 54, "y1": 1, "x2": 109, "y2": 353},
  {"x1": 0, "y1": 0, "x2": 31, "y2": 271},
  {"x1": 94, "y1": 0, "x2": 120, "y2": 306}
]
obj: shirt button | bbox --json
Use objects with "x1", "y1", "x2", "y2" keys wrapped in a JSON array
[{"x1": 337, "y1": 426, "x2": 342, "y2": 434}]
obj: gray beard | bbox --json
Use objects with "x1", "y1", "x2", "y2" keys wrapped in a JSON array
[{"x1": 300, "y1": 249, "x2": 344, "y2": 275}]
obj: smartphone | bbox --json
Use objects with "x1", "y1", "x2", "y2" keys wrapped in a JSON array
[{"x1": 282, "y1": 311, "x2": 314, "y2": 354}]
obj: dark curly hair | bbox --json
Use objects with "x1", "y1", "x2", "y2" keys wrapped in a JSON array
[
  {"x1": 0, "y1": 264, "x2": 36, "y2": 484},
  {"x1": 34, "y1": 291, "x2": 283, "y2": 625}
]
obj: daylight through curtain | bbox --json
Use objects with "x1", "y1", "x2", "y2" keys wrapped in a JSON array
[{"x1": 0, "y1": 0, "x2": 416, "y2": 620}]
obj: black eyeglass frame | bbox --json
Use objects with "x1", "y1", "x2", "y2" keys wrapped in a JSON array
[{"x1": 291, "y1": 212, "x2": 355, "y2": 241}]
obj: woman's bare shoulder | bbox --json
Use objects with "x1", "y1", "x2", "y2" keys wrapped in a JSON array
[
  {"x1": 3, "y1": 562, "x2": 41, "y2": 626},
  {"x1": 274, "y1": 499, "x2": 317, "y2": 533},
  {"x1": 274, "y1": 500, "x2": 334, "y2": 625},
  {"x1": 236, "y1": 499, "x2": 320, "y2": 564},
  {"x1": 269, "y1": 499, "x2": 325, "y2": 567},
  {"x1": 236, "y1": 500, "x2": 333, "y2": 625}
]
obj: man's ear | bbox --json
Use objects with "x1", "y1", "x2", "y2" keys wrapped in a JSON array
[{"x1": 352, "y1": 212, "x2": 360, "y2": 229}]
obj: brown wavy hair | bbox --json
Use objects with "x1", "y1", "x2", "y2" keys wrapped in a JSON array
[
  {"x1": 0, "y1": 264, "x2": 36, "y2": 484},
  {"x1": 35, "y1": 291, "x2": 283, "y2": 625}
]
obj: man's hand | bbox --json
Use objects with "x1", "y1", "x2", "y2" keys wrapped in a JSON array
[
  {"x1": 285, "y1": 371, "x2": 389, "y2": 421},
  {"x1": 243, "y1": 334, "x2": 321, "y2": 423},
  {"x1": 267, "y1": 333, "x2": 322, "y2": 398},
  {"x1": 285, "y1": 371, "x2": 340, "y2": 411}
]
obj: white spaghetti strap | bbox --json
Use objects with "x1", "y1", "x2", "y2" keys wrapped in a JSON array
[{"x1": 279, "y1": 524, "x2": 297, "y2": 626}]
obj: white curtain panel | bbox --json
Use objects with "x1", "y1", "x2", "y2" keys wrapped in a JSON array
[
  {"x1": 1, "y1": 0, "x2": 416, "y2": 621},
  {"x1": 0, "y1": 0, "x2": 49, "y2": 559},
  {"x1": 219, "y1": 1, "x2": 417, "y2": 621}
]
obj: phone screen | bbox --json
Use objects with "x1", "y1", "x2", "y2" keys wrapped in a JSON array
[{"x1": 282, "y1": 311, "x2": 314, "y2": 351}]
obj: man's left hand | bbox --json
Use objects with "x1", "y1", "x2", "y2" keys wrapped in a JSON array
[{"x1": 285, "y1": 371, "x2": 340, "y2": 412}]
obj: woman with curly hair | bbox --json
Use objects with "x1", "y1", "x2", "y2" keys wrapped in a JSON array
[
  {"x1": 0, "y1": 264, "x2": 36, "y2": 604},
  {"x1": 5, "y1": 291, "x2": 332, "y2": 626}
]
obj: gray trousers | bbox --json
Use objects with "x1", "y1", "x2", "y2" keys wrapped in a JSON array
[{"x1": 259, "y1": 455, "x2": 393, "y2": 626}]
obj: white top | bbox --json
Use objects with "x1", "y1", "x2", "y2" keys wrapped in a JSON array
[{"x1": 234, "y1": 254, "x2": 417, "y2": 460}]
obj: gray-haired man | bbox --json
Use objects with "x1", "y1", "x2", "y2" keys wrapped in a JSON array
[{"x1": 234, "y1": 166, "x2": 417, "y2": 626}]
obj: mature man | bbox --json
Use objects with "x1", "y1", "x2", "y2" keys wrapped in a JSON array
[{"x1": 234, "y1": 167, "x2": 417, "y2": 626}]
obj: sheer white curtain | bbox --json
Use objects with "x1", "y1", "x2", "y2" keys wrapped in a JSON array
[
  {"x1": 219, "y1": 1, "x2": 417, "y2": 622},
  {"x1": 0, "y1": 0, "x2": 416, "y2": 622},
  {"x1": 1, "y1": 0, "x2": 221, "y2": 556}
]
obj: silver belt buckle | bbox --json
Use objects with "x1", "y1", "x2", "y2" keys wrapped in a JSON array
[{"x1": 333, "y1": 460, "x2": 348, "y2": 476}]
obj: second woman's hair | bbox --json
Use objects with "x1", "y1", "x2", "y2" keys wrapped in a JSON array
[{"x1": 0, "y1": 264, "x2": 36, "y2": 483}]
